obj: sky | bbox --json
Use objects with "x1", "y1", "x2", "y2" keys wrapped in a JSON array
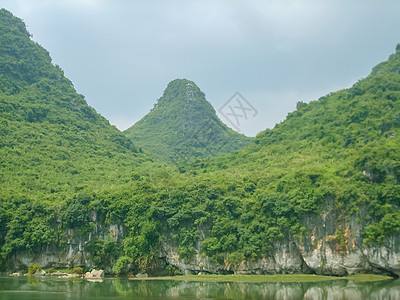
[{"x1": 1, "y1": 0, "x2": 400, "y2": 136}]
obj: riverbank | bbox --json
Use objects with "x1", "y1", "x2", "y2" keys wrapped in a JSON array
[{"x1": 5, "y1": 270, "x2": 393, "y2": 283}]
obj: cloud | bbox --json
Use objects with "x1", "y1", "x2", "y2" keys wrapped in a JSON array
[{"x1": 2, "y1": 0, "x2": 400, "y2": 136}]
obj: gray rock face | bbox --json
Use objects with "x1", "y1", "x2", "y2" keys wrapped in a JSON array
[
  {"x1": 160, "y1": 239, "x2": 312, "y2": 275},
  {"x1": 160, "y1": 212, "x2": 400, "y2": 277},
  {"x1": 7, "y1": 210, "x2": 400, "y2": 277},
  {"x1": 234, "y1": 240, "x2": 312, "y2": 275},
  {"x1": 295, "y1": 212, "x2": 400, "y2": 277},
  {"x1": 160, "y1": 235, "x2": 400, "y2": 276},
  {"x1": 9, "y1": 219, "x2": 124, "y2": 272}
]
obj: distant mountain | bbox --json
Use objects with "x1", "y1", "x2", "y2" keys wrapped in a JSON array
[{"x1": 124, "y1": 79, "x2": 253, "y2": 163}]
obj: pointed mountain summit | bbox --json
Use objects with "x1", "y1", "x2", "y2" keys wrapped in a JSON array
[{"x1": 124, "y1": 79, "x2": 253, "y2": 163}]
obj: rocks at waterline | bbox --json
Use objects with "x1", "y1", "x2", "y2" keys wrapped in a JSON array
[{"x1": 85, "y1": 269, "x2": 104, "y2": 278}]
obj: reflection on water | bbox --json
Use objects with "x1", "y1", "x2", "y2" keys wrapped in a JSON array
[{"x1": 0, "y1": 276, "x2": 399, "y2": 299}]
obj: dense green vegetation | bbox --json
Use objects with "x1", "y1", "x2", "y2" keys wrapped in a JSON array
[
  {"x1": 0, "y1": 9, "x2": 153, "y2": 267},
  {"x1": 118, "y1": 45, "x2": 400, "y2": 267},
  {"x1": 0, "y1": 9, "x2": 399, "y2": 276},
  {"x1": 124, "y1": 78, "x2": 252, "y2": 163}
]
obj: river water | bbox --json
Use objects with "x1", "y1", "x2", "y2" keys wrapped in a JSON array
[{"x1": 0, "y1": 276, "x2": 399, "y2": 299}]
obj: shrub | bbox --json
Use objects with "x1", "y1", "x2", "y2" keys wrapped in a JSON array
[
  {"x1": 28, "y1": 264, "x2": 40, "y2": 275},
  {"x1": 113, "y1": 256, "x2": 132, "y2": 275},
  {"x1": 73, "y1": 267, "x2": 84, "y2": 275}
]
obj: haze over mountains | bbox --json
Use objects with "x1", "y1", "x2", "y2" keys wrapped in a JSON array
[{"x1": 0, "y1": 9, "x2": 399, "y2": 276}]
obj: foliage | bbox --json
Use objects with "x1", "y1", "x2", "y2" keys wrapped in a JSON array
[
  {"x1": 73, "y1": 267, "x2": 84, "y2": 275},
  {"x1": 113, "y1": 256, "x2": 132, "y2": 275},
  {"x1": 63, "y1": 194, "x2": 90, "y2": 228},
  {"x1": 27, "y1": 263, "x2": 40, "y2": 275},
  {"x1": 0, "y1": 9, "x2": 399, "y2": 274},
  {"x1": 85, "y1": 236, "x2": 121, "y2": 269},
  {"x1": 0, "y1": 8, "x2": 150, "y2": 260}
]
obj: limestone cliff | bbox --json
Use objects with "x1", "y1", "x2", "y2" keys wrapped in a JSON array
[
  {"x1": 160, "y1": 212, "x2": 400, "y2": 277},
  {"x1": 8, "y1": 212, "x2": 124, "y2": 274},
  {"x1": 7, "y1": 215, "x2": 400, "y2": 277}
]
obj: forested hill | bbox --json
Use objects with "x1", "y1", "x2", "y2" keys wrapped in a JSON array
[
  {"x1": 0, "y1": 8, "x2": 148, "y2": 203},
  {"x1": 126, "y1": 44, "x2": 400, "y2": 275},
  {"x1": 124, "y1": 79, "x2": 252, "y2": 163},
  {"x1": 0, "y1": 8, "x2": 399, "y2": 276},
  {"x1": 115, "y1": 45, "x2": 400, "y2": 275},
  {"x1": 185, "y1": 43, "x2": 400, "y2": 250}
]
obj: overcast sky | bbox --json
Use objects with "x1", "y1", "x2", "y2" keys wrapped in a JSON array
[{"x1": 2, "y1": 0, "x2": 400, "y2": 136}]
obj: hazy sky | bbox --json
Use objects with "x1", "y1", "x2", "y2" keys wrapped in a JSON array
[{"x1": 2, "y1": 0, "x2": 400, "y2": 136}]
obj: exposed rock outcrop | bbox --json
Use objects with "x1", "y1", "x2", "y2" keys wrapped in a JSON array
[
  {"x1": 160, "y1": 212, "x2": 400, "y2": 277},
  {"x1": 8, "y1": 214, "x2": 124, "y2": 273},
  {"x1": 85, "y1": 269, "x2": 104, "y2": 278},
  {"x1": 6, "y1": 211, "x2": 400, "y2": 277}
]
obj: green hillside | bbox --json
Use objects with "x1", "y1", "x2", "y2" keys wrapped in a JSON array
[
  {"x1": 124, "y1": 79, "x2": 252, "y2": 163},
  {"x1": 0, "y1": 8, "x2": 399, "y2": 276},
  {"x1": 84, "y1": 46, "x2": 400, "y2": 271},
  {"x1": 0, "y1": 8, "x2": 154, "y2": 198},
  {"x1": 115, "y1": 45, "x2": 400, "y2": 266},
  {"x1": 0, "y1": 9, "x2": 155, "y2": 260},
  {"x1": 167, "y1": 45, "x2": 400, "y2": 258}
]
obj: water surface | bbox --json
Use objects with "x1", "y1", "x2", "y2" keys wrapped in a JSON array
[{"x1": 0, "y1": 276, "x2": 398, "y2": 299}]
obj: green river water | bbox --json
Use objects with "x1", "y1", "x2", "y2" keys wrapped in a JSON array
[{"x1": 0, "y1": 276, "x2": 398, "y2": 299}]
